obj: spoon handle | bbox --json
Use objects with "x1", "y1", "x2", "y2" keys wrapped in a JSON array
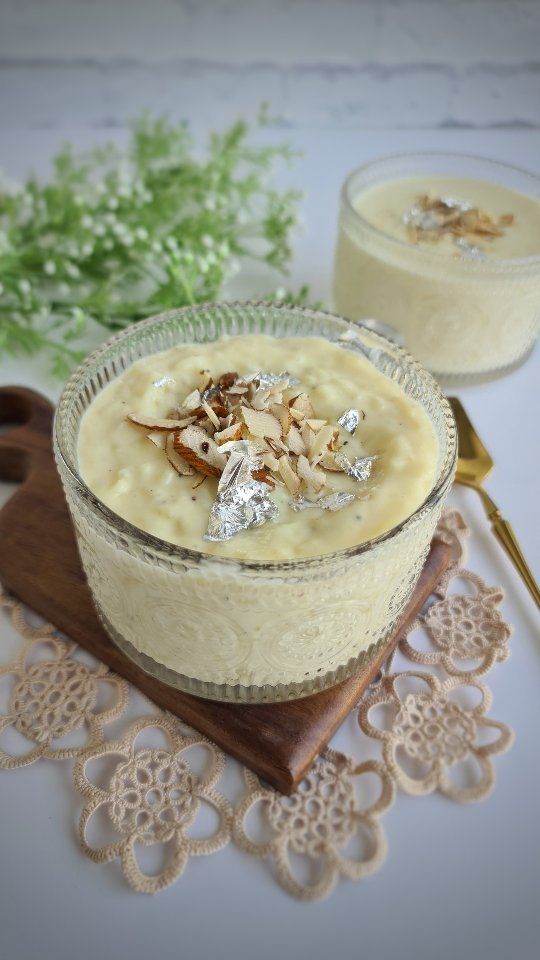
[{"x1": 477, "y1": 487, "x2": 540, "y2": 608}]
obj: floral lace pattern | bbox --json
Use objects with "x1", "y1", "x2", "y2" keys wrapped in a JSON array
[
  {"x1": 73, "y1": 716, "x2": 232, "y2": 893},
  {"x1": 0, "y1": 510, "x2": 514, "y2": 901}
]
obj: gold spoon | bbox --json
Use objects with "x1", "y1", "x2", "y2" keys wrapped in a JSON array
[{"x1": 449, "y1": 396, "x2": 539, "y2": 608}]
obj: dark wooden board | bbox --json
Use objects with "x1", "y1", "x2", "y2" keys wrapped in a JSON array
[{"x1": 0, "y1": 385, "x2": 452, "y2": 793}]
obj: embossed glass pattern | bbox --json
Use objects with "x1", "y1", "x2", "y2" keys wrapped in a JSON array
[
  {"x1": 54, "y1": 302, "x2": 456, "y2": 703},
  {"x1": 333, "y1": 153, "x2": 540, "y2": 382}
]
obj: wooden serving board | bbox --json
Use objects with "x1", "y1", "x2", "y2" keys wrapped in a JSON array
[{"x1": 0, "y1": 386, "x2": 452, "y2": 793}]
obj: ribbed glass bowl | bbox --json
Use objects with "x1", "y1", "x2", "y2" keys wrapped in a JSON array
[
  {"x1": 333, "y1": 153, "x2": 540, "y2": 383},
  {"x1": 54, "y1": 302, "x2": 456, "y2": 703}
]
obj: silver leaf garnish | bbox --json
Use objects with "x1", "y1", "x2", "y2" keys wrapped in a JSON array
[
  {"x1": 290, "y1": 492, "x2": 356, "y2": 512},
  {"x1": 440, "y1": 196, "x2": 473, "y2": 212},
  {"x1": 152, "y1": 375, "x2": 175, "y2": 388},
  {"x1": 454, "y1": 237, "x2": 487, "y2": 260},
  {"x1": 241, "y1": 371, "x2": 299, "y2": 388},
  {"x1": 204, "y1": 440, "x2": 278, "y2": 542},
  {"x1": 200, "y1": 384, "x2": 221, "y2": 403},
  {"x1": 335, "y1": 451, "x2": 378, "y2": 482},
  {"x1": 337, "y1": 408, "x2": 360, "y2": 435}
]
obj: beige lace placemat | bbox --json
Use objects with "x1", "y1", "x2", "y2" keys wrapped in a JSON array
[{"x1": 0, "y1": 510, "x2": 514, "y2": 901}]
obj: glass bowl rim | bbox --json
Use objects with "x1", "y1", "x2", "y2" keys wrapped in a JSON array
[
  {"x1": 340, "y1": 150, "x2": 540, "y2": 272},
  {"x1": 54, "y1": 300, "x2": 457, "y2": 573}
]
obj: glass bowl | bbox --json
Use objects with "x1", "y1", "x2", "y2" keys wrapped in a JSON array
[
  {"x1": 54, "y1": 302, "x2": 456, "y2": 703},
  {"x1": 333, "y1": 152, "x2": 540, "y2": 382}
]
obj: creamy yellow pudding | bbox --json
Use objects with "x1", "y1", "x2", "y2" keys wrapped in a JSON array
[
  {"x1": 334, "y1": 160, "x2": 540, "y2": 379},
  {"x1": 57, "y1": 305, "x2": 455, "y2": 699},
  {"x1": 78, "y1": 335, "x2": 438, "y2": 561}
]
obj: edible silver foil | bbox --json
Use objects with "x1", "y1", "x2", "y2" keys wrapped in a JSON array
[
  {"x1": 337, "y1": 408, "x2": 360, "y2": 435},
  {"x1": 290, "y1": 492, "x2": 356, "y2": 512},
  {"x1": 241, "y1": 371, "x2": 299, "y2": 388},
  {"x1": 454, "y1": 237, "x2": 487, "y2": 260},
  {"x1": 335, "y1": 451, "x2": 378, "y2": 482},
  {"x1": 204, "y1": 440, "x2": 278, "y2": 542}
]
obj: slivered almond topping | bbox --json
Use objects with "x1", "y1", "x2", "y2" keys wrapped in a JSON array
[
  {"x1": 296, "y1": 455, "x2": 325, "y2": 493},
  {"x1": 286, "y1": 425, "x2": 306, "y2": 456},
  {"x1": 278, "y1": 455, "x2": 301, "y2": 497},
  {"x1": 127, "y1": 367, "x2": 376, "y2": 515},
  {"x1": 197, "y1": 369, "x2": 212, "y2": 391},
  {"x1": 290, "y1": 393, "x2": 315, "y2": 419},
  {"x1": 173, "y1": 425, "x2": 226, "y2": 476},
  {"x1": 146, "y1": 431, "x2": 167, "y2": 449},
  {"x1": 165, "y1": 433, "x2": 195, "y2": 476},
  {"x1": 128, "y1": 414, "x2": 196, "y2": 431},
  {"x1": 252, "y1": 468, "x2": 276, "y2": 489},
  {"x1": 309, "y1": 424, "x2": 336, "y2": 462},
  {"x1": 241, "y1": 406, "x2": 282, "y2": 441},
  {"x1": 202, "y1": 401, "x2": 220, "y2": 429},
  {"x1": 181, "y1": 388, "x2": 202, "y2": 412},
  {"x1": 214, "y1": 423, "x2": 243, "y2": 444},
  {"x1": 270, "y1": 403, "x2": 293, "y2": 436}
]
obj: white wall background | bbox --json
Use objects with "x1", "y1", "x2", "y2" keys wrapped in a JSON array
[{"x1": 1, "y1": 0, "x2": 539, "y2": 134}]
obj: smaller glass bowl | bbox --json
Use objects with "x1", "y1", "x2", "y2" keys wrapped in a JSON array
[
  {"x1": 54, "y1": 302, "x2": 456, "y2": 703},
  {"x1": 333, "y1": 152, "x2": 540, "y2": 382}
]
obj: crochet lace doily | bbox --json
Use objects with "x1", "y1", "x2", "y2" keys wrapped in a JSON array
[{"x1": 0, "y1": 510, "x2": 514, "y2": 901}]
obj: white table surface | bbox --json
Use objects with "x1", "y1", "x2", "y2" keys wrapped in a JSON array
[{"x1": 1, "y1": 127, "x2": 539, "y2": 960}]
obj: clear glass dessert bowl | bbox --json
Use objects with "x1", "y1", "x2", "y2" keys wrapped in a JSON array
[
  {"x1": 333, "y1": 153, "x2": 540, "y2": 383},
  {"x1": 54, "y1": 302, "x2": 456, "y2": 703}
]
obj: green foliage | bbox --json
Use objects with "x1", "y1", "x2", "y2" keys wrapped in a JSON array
[{"x1": 0, "y1": 113, "x2": 306, "y2": 376}]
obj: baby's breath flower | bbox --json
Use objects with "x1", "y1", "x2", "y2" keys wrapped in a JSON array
[
  {"x1": 65, "y1": 262, "x2": 80, "y2": 279},
  {"x1": 0, "y1": 113, "x2": 304, "y2": 376}
]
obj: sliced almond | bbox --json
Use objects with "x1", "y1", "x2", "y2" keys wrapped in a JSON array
[
  {"x1": 319, "y1": 451, "x2": 344, "y2": 472},
  {"x1": 217, "y1": 371, "x2": 238, "y2": 390},
  {"x1": 214, "y1": 423, "x2": 243, "y2": 444},
  {"x1": 301, "y1": 420, "x2": 315, "y2": 450},
  {"x1": 202, "y1": 401, "x2": 220, "y2": 429},
  {"x1": 286, "y1": 424, "x2": 306, "y2": 456},
  {"x1": 262, "y1": 451, "x2": 280, "y2": 472},
  {"x1": 306, "y1": 418, "x2": 327, "y2": 431},
  {"x1": 309, "y1": 425, "x2": 336, "y2": 462},
  {"x1": 271, "y1": 403, "x2": 293, "y2": 436},
  {"x1": 296, "y1": 454, "x2": 325, "y2": 493},
  {"x1": 180, "y1": 388, "x2": 202, "y2": 412},
  {"x1": 146, "y1": 431, "x2": 167, "y2": 449},
  {"x1": 165, "y1": 433, "x2": 195, "y2": 476},
  {"x1": 278, "y1": 455, "x2": 301, "y2": 497},
  {"x1": 241, "y1": 406, "x2": 282, "y2": 441},
  {"x1": 252, "y1": 468, "x2": 276, "y2": 489},
  {"x1": 197, "y1": 369, "x2": 212, "y2": 392},
  {"x1": 174, "y1": 425, "x2": 226, "y2": 476},
  {"x1": 127, "y1": 414, "x2": 196, "y2": 431},
  {"x1": 290, "y1": 393, "x2": 315, "y2": 419}
]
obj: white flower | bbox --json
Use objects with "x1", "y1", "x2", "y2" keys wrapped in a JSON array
[
  {"x1": 103, "y1": 238, "x2": 113, "y2": 251},
  {"x1": 204, "y1": 196, "x2": 216, "y2": 211},
  {"x1": 151, "y1": 240, "x2": 162, "y2": 253},
  {"x1": 18, "y1": 279, "x2": 31, "y2": 295},
  {"x1": 107, "y1": 197, "x2": 119, "y2": 211},
  {"x1": 81, "y1": 214, "x2": 93, "y2": 229},
  {"x1": 198, "y1": 257, "x2": 209, "y2": 273},
  {"x1": 135, "y1": 227, "x2": 148, "y2": 241},
  {"x1": 93, "y1": 223, "x2": 106, "y2": 237},
  {"x1": 58, "y1": 283, "x2": 70, "y2": 298},
  {"x1": 165, "y1": 237, "x2": 178, "y2": 250},
  {"x1": 81, "y1": 243, "x2": 94, "y2": 257},
  {"x1": 43, "y1": 260, "x2": 56, "y2": 276},
  {"x1": 202, "y1": 234, "x2": 214, "y2": 248},
  {"x1": 65, "y1": 262, "x2": 80, "y2": 279}
]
